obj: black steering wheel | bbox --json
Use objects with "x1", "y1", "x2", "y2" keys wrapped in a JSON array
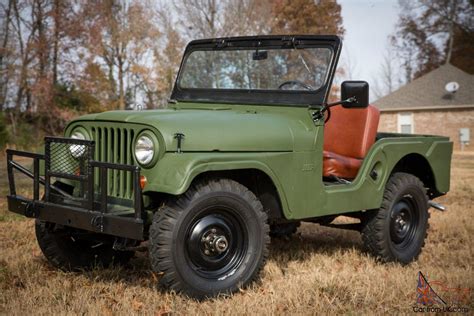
[{"x1": 278, "y1": 80, "x2": 313, "y2": 91}]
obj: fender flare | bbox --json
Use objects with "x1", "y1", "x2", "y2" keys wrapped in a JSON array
[{"x1": 144, "y1": 159, "x2": 292, "y2": 217}]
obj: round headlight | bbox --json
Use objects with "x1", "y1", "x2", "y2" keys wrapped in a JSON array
[
  {"x1": 135, "y1": 135, "x2": 155, "y2": 165},
  {"x1": 69, "y1": 130, "x2": 87, "y2": 158}
]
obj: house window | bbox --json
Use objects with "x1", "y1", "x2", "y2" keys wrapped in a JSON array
[{"x1": 398, "y1": 112, "x2": 413, "y2": 134}]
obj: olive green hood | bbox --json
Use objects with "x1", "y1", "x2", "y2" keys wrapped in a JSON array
[{"x1": 68, "y1": 104, "x2": 316, "y2": 152}]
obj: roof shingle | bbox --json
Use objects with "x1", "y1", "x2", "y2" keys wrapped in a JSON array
[{"x1": 373, "y1": 64, "x2": 474, "y2": 111}]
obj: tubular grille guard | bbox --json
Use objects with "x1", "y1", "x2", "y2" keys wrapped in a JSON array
[
  {"x1": 45, "y1": 137, "x2": 95, "y2": 208},
  {"x1": 42, "y1": 137, "x2": 143, "y2": 220},
  {"x1": 49, "y1": 138, "x2": 92, "y2": 177},
  {"x1": 6, "y1": 137, "x2": 144, "y2": 238}
]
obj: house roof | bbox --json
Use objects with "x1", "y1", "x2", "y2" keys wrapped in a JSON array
[{"x1": 374, "y1": 64, "x2": 474, "y2": 111}]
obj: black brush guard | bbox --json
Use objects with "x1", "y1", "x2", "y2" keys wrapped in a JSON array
[{"x1": 6, "y1": 137, "x2": 144, "y2": 240}]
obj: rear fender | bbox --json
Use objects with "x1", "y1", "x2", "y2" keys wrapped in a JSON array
[{"x1": 323, "y1": 136, "x2": 452, "y2": 214}]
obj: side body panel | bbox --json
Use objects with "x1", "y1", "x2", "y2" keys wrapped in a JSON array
[{"x1": 143, "y1": 134, "x2": 452, "y2": 220}]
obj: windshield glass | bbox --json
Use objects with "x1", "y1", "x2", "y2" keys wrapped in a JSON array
[{"x1": 179, "y1": 47, "x2": 332, "y2": 91}]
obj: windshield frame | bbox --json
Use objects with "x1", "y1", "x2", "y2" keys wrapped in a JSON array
[{"x1": 171, "y1": 35, "x2": 342, "y2": 107}]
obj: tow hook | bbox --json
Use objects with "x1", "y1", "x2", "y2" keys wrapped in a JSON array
[
  {"x1": 91, "y1": 215, "x2": 104, "y2": 232},
  {"x1": 24, "y1": 201, "x2": 37, "y2": 217},
  {"x1": 428, "y1": 201, "x2": 447, "y2": 212}
]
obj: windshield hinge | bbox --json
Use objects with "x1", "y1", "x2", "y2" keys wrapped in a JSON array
[
  {"x1": 282, "y1": 36, "x2": 299, "y2": 48},
  {"x1": 215, "y1": 39, "x2": 227, "y2": 49}
]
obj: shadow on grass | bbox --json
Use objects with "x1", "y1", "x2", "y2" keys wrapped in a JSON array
[
  {"x1": 34, "y1": 223, "x2": 364, "y2": 290},
  {"x1": 268, "y1": 223, "x2": 363, "y2": 267},
  {"x1": 33, "y1": 252, "x2": 156, "y2": 289}
]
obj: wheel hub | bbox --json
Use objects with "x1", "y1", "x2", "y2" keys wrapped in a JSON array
[
  {"x1": 395, "y1": 212, "x2": 408, "y2": 232},
  {"x1": 390, "y1": 197, "x2": 417, "y2": 247},
  {"x1": 201, "y1": 228, "x2": 229, "y2": 255},
  {"x1": 185, "y1": 211, "x2": 247, "y2": 278}
]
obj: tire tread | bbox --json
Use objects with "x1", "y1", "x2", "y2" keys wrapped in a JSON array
[
  {"x1": 149, "y1": 178, "x2": 270, "y2": 298},
  {"x1": 361, "y1": 172, "x2": 429, "y2": 264}
]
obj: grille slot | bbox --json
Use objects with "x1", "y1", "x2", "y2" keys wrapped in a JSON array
[{"x1": 91, "y1": 126, "x2": 135, "y2": 199}]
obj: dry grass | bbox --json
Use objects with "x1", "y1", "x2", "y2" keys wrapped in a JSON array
[{"x1": 0, "y1": 153, "x2": 472, "y2": 315}]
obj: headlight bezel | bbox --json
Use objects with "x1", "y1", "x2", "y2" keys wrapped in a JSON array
[
  {"x1": 69, "y1": 127, "x2": 90, "y2": 159},
  {"x1": 134, "y1": 130, "x2": 159, "y2": 168}
]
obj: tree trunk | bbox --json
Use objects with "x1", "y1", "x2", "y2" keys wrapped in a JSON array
[
  {"x1": 0, "y1": 0, "x2": 13, "y2": 110},
  {"x1": 12, "y1": 0, "x2": 26, "y2": 110},
  {"x1": 446, "y1": 24, "x2": 454, "y2": 64},
  {"x1": 118, "y1": 55, "x2": 125, "y2": 110},
  {"x1": 445, "y1": 1, "x2": 457, "y2": 65},
  {"x1": 52, "y1": 0, "x2": 60, "y2": 84},
  {"x1": 35, "y1": 0, "x2": 47, "y2": 78},
  {"x1": 104, "y1": 55, "x2": 116, "y2": 104},
  {"x1": 9, "y1": 111, "x2": 17, "y2": 142}
]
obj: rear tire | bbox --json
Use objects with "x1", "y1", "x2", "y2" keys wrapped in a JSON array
[
  {"x1": 149, "y1": 178, "x2": 269, "y2": 299},
  {"x1": 361, "y1": 172, "x2": 429, "y2": 264},
  {"x1": 35, "y1": 221, "x2": 134, "y2": 271}
]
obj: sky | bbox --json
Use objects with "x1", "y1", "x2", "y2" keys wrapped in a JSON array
[{"x1": 337, "y1": 0, "x2": 400, "y2": 95}]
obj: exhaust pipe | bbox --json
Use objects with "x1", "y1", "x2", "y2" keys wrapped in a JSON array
[{"x1": 429, "y1": 201, "x2": 447, "y2": 212}]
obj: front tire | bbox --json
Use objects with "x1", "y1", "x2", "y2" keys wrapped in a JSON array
[
  {"x1": 35, "y1": 221, "x2": 134, "y2": 271},
  {"x1": 149, "y1": 178, "x2": 269, "y2": 299},
  {"x1": 361, "y1": 172, "x2": 429, "y2": 264}
]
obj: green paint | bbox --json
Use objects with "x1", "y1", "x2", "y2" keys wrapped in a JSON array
[{"x1": 66, "y1": 101, "x2": 453, "y2": 220}]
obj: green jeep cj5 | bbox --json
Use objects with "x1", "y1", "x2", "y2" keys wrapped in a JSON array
[{"x1": 6, "y1": 35, "x2": 452, "y2": 299}]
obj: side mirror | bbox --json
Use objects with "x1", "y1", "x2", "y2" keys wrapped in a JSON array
[{"x1": 341, "y1": 81, "x2": 369, "y2": 108}]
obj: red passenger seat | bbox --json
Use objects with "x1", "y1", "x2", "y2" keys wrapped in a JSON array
[{"x1": 323, "y1": 105, "x2": 380, "y2": 179}]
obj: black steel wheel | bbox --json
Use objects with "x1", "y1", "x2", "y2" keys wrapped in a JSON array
[
  {"x1": 149, "y1": 178, "x2": 269, "y2": 299},
  {"x1": 35, "y1": 221, "x2": 134, "y2": 271},
  {"x1": 186, "y1": 211, "x2": 247, "y2": 279},
  {"x1": 389, "y1": 196, "x2": 419, "y2": 249},
  {"x1": 361, "y1": 172, "x2": 429, "y2": 264}
]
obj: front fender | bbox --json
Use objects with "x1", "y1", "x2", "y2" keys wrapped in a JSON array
[{"x1": 142, "y1": 152, "x2": 291, "y2": 215}]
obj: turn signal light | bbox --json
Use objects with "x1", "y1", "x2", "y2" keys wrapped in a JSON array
[{"x1": 140, "y1": 175, "x2": 147, "y2": 190}]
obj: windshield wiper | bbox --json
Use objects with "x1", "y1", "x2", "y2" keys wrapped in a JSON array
[
  {"x1": 289, "y1": 38, "x2": 314, "y2": 89},
  {"x1": 298, "y1": 53, "x2": 313, "y2": 78}
]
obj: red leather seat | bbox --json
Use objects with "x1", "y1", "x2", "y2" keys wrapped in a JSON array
[{"x1": 323, "y1": 105, "x2": 380, "y2": 179}]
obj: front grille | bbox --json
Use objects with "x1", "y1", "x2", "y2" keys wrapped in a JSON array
[{"x1": 90, "y1": 126, "x2": 136, "y2": 199}]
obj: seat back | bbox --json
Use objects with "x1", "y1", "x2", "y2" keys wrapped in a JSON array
[{"x1": 323, "y1": 104, "x2": 380, "y2": 159}]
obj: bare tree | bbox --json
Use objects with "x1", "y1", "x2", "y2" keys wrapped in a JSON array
[
  {"x1": 393, "y1": 0, "x2": 473, "y2": 81},
  {"x1": 51, "y1": 0, "x2": 60, "y2": 84},
  {"x1": 12, "y1": 0, "x2": 35, "y2": 111},
  {"x1": 79, "y1": 0, "x2": 161, "y2": 110},
  {"x1": 173, "y1": 0, "x2": 224, "y2": 39},
  {"x1": 0, "y1": 0, "x2": 14, "y2": 110},
  {"x1": 221, "y1": 0, "x2": 272, "y2": 36},
  {"x1": 339, "y1": 46, "x2": 359, "y2": 81},
  {"x1": 372, "y1": 41, "x2": 401, "y2": 100}
]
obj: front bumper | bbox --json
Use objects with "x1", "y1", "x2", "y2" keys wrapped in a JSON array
[{"x1": 6, "y1": 137, "x2": 145, "y2": 240}]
